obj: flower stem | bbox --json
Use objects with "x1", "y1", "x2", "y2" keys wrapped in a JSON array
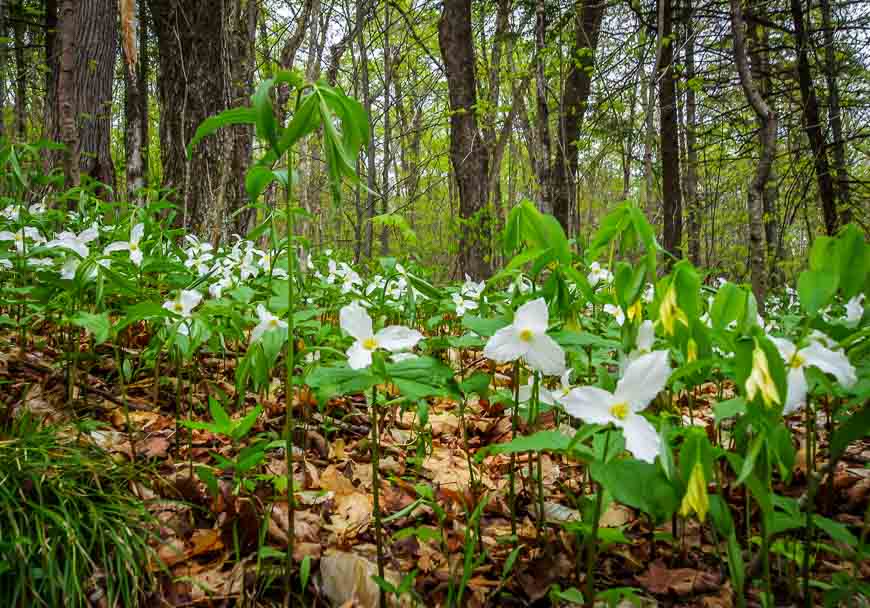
[
  {"x1": 585, "y1": 427, "x2": 611, "y2": 608},
  {"x1": 370, "y1": 384, "x2": 386, "y2": 607},
  {"x1": 509, "y1": 360, "x2": 520, "y2": 537},
  {"x1": 284, "y1": 147, "x2": 297, "y2": 608}
]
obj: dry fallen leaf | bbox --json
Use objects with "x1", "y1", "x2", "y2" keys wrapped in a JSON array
[
  {"x1": 320, "y1": 550, "x2": 402, "y2": 608},
  {"x1": 636, "y1": 560, "x2": 720, "y2": 596}
]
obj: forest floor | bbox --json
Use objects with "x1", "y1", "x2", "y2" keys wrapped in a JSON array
[{"x1": 2, "y1": 334, "x2": 869, "y2": 608}]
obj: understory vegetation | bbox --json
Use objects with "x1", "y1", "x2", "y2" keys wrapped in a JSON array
[{"x1": 0, "y1": 72, "x2": 868, "y2": 607}]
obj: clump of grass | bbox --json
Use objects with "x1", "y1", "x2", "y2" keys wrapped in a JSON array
[{"x1": 0, "y1": 415, "x2": 157, "y2": 607}]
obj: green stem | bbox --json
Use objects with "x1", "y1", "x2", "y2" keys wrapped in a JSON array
[
  {"x1": 284, "y1": 148, "x2": 297, "y2": 607},
  {"x1": 585, "y1": 428, "x2": 611, "y2": 608},
  {"x1": 509, "y1": 360, "x2": 520, "y2": 537},
  {"x1": 370, "y1": 384, "x2": 386, "y2": 607}
]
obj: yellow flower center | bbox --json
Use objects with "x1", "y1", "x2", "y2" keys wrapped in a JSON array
[
  {"x1": 268, "y1": 318, "x2": 278, "y2": 328},
  {"x1": 609, "y1": 401, "x2": 629, "y2": 420},
  {"x1": 789, "y1": 353, "x2": 805, "y2": 369},
  {"x1": 174, "y1": 302, "x2": 183, "y2": 312},
  {"x1": 518, "y1": 329, "x2": 534, "y2": 342},
  {"x1": 130, "y1": 243, "x2": 138, "y2": 251},
  {"x1": 362, "y1": 337, "x2": 378, "y2": 350}
]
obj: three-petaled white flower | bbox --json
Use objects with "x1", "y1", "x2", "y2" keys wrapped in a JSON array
[
  {"x1": 163, "y1": 289, "x2": 202, "y2": 318},
  {"x1": 340, "y1": 301, "x2": 424, "y2": 370},
  {"x1": 587, "y1": 262, "x2": 613, "y2": 288},
  {"x1": 48, "y1": 225, "x2": 99, "y2": 258},
  {"x1": 0, "y1": 226, "x2": 44, "y2": 252},
  {"x1": 770, "y1": 335, "x2": 856, "y2": 414},
  {"x1": 603, "y1": 303, "x2": 625, "y2": 326},
  {"x1": 104, "y1": 223, "x2": 145, "y2": 266},
  {"x1": 561, "y1": 350, "x2": 671, "y2": 463},
  {"x1": 845, "y1": 294, "x2": 865, "y2": 327},
  {"x1": 518, "y1": 368, "x2": 574, "y2": 405},
  {"x1": 483, "y1": 298, "x2": 566, "y2": 376},
  {"x1": 251, "y1": 304, "x2": 287, "y2": 343},
  {"x1": 452, "y1": 292, "x2": 478, "y2": 317}
]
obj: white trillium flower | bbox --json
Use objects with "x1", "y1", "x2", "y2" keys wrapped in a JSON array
[
  {"x1": 27, "y1": 257, "x2": 54, "y2": 268},
  {"x1": 561, "y1": 350, "x2": 672, "y2": 463},
  {"x1": 0, "y1": 258, "x2": 12, "y2": 269},
  {"x1": 250, "y1": 304, "x2": 288, "y2": 343},
  {"x1": 452, "y1": 292, "x2": 478, "y2": 317},
  {"x1": 0, "y1": 226, "x2": 44, "y2": 252},
  {"x1": 603, "y1": 303, "x2": 625, "y2": 326},
  {"x1": 587, "y1": 262, "x2": 613, "y2": 288},
  {"x1": 483, "y1": 298, "x2": 566, "y2": 376},
  {"x1": 518, "y1": 375, "x2": 556, "y2": 405},
  {"x1": 339, "y1": 301, "x2": 424, "y2": 370},
  {"x1": 845, "y1": 294, "x2": 865, "y2": 327},
  {"x1": 48, "y1": 225, "x2": 99, "y2": 258},
  {"x1": 104, "y1": 223, "x2": 145, "y2": 266},
  {"x1": 770, "y1": 336, "x2": 857, "y2": 415},
  {"x1": 163, "y1": 289, "x2": 202, "y2": 318}
]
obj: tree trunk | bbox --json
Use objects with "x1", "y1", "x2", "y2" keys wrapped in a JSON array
[
  {"x1": 122, "y1": 0, "x2": 146, "y2": 202},
  {"x1": 683, "y1": 0, "x2": 700, "y2": 266},
  {"x1": 552, "y1": 0, "x2": 605, "y2": 234},
  {"x1": 149, "y1": 0, "x2": 255, "y2": 242},
  {"x1": 533, "y1": 0, "x2": 552, "y2": 214},
  {"x1": 0, "y1": 0, "x2": 7, "y2": 138},
  {"x1": 13, "y1": 1, "x2": 26, "y2": 139},
  {"x1": 820, "y1": 0, "x2": 850, "y2": 225},
  {"x1": 789, "y1": 0, "x2": 837, "y2": 236},
  {"x1": 731, "y1": 0, "x2": 776, "y2": 313},
  {"x1": 659, "y1": 0, "x2": 682, "y2": 265},
  {"x1": 438, "y1": 0, "x2": 491, "y2": 279},
  {"x1": 44, "y1": 0, "x2": 57, "y2": 137},
  {"x1": 358, "y1": 1, "x2": 375, "y2": 259},
  {"x1": 380, "y1": 2, "x2": 392, "y2": 255},
  {"x1": 56, "y1": 0, "x2": 79, "y2": 186}
]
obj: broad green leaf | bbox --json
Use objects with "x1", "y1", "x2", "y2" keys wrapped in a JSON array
[
  {"x1": 187, "y1": 107, "x2": 257, "y2": 158},
  {"x1": 798, "y1": 269, "x2": 838, "y2": 316},
  {"x1": 71, "y1": 311, "x2": 112, "y2": 344}
]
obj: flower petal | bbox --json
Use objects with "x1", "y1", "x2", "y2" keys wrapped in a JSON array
[
  {"x1": 636, "y1": 320, "x2": 655, "y2": 353},
  {"x1": 347, "y1": 341, "x2": 372, "y2": 370},
  {"x1": 103, "y1": 241, "x2": 130, "y2": 254},
  {"x1": 524, "y1": 333, "x2": 566, "y2": 376},
  {"x1": 783, "y1": 367, "x2": 807, "y2": 415},
  {"x1": 340, "y1": 301, "x2": 373, "y2": 341},
  {"x1": 483, "y1": 326, "x2": 528, "y2": 363},
  {"x1": 514, "y1": 297, "x2": 549, "y2": 335},
  {"x1": 614, "y1": 350, "x2": 671, "y2": 412},
  {"x1": 622, "y1": 414, "x2": 661, "y2": 463},
  {"x1": 560, "y1": 387, "x2": 616, "y2": 425},
  {"x1": 770, "y1": 337, "x2": 797, "y2": 364},
  {"x1": 800, "y1": 341, "x2": 857, "y2": 388},
  {"x1": 130, "y1": 223, "x2": 144, "y2": 244},
  {"x1": 375, "y1": 325, "x2": 423, "y2": 351},
  {"x1": 130, "y1": 248, "x2": 143, "y2": 266}
]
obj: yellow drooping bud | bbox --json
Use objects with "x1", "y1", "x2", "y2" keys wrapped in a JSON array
[
  {"x1": 627, "y1": 299, "x2": 643, "y2": 322},
  {"x1": 745, "y1": 344, "x2": 780, "y2": 407},
  {"x1": 679, "y1": 462, "x2": 709, "y2": 522},
  {"x1": 659, "y1": 285, "x2": 688, "y2": 336},
  {"x1": 687, "y1": 338, "x2": 698, "y2": 363}
]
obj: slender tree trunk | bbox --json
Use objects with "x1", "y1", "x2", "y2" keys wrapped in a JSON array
[
  {"x1": 56, "y1": 0, "x2": 79, "y2": 186},
  {"x1": 0, "y1": 0, "x2": 7, "y2": 138},
  {"x1": 731, "y1": 0, "x2": 776, "y2": 313},
  {"x1": 789, "y1": 0, "x2": 837, "y2": 235},
  {"x1": 660, "y1": 0, "x2": 682, "y2": 264},
  {"x1": 44, "y1": 0, "x2": 57, "y2": 138},
  {"x1": 684, "y1": 0, "x2": 700, "y2": 266},
  {"x1": 380, "y1": 2, "x2": 392, "y2": 255},
  {"x1": 139, "y1": 1, "x2": 149, "y2": 186},
  {"x1": 438, "y1": 0, "x2": 491, "y2": 279},
  {"x1": 122, "y1": 0, "x2": 146, "y2": 202},
  {"x1": 552, "y1": 0, "x2": 605, "y2": 234},
  {"x1": 13, "y1": 1, "x2": 25, "y2": 139},
  {"x1": 533, "y1": 0, "x2": 552, "y2": 214},
  {"x1": 643, "y1": 1, "x2": 665, "y2": 226},
  {"x1": 820, "y1": 0, "x2": 850, "y2": 225},
  {"x1": 358, "y1": 5, "x2": 375, "y2": 258}
]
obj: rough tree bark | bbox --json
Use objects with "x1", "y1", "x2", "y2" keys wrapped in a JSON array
[
  {"x1": 552, "y1": 0, "x2": 605, "y2": 235},
  {"x1": 56, "y1": 0, "x2": 79, "y2": 186},
  {"x1": 149, "y1": 0, "x2": 256, "y2": 241},
  {"x1": 659, "y1": 0, "x2": 682, "y2": 265},
  {"x1": 789, "y1": 0, "x2": 838, "y2": 235},
  {"x1": 438, "y1": 0, "x2": 491, "y2": 279},
  {"x1": 683, "y1": 0, "x2": 700, "y2": 266},
  {"x1": 12, "y1": 0, "x2": 25, "y2": 139},
  {"x1": 121, "y1": 0, "x2": 146, "y2": 202},
  {"x1": 0, "y1": 0, "x2": 6, "y2": 138},
  {"x1": 731, "y1": 0, "x2": 776, "y2": 313}
]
